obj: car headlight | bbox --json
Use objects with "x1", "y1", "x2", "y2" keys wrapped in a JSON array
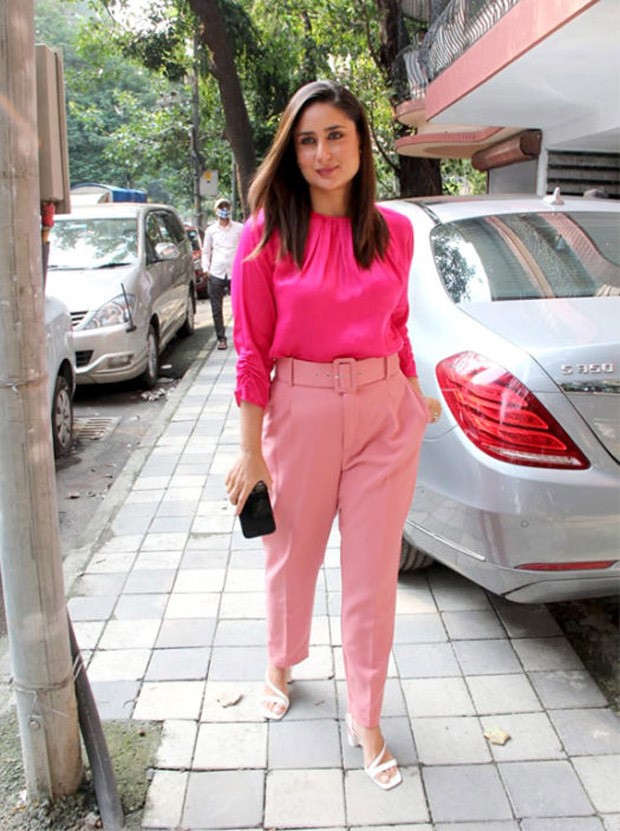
[{"x1": 83, "y1": 294, "x2": 136, "y2": 329}]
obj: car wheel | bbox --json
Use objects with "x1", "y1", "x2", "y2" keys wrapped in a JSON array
[
  {"x1": 399, "y1": 537, "x2": 433, "y2": 572},
  {"x1": 180, "y1": 288, "x2": 196, "y2": 337},
  {"x1": 141, "y1": 324, "x2": 159, "y2": 389},
  {"x1": 51, "y1": 374, "x2": 73, "y2": 458}
]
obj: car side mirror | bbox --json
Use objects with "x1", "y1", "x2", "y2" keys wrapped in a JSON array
[{"x1": 154, "y1": 242, "x2": 179, "y2": 261}]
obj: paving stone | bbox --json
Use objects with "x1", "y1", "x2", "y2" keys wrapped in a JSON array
[
  {"x1": 480, "y1": 712, "x2": 564, "y2": 760},
  {"x1": 395, "y1": 580, "x2": 438, "y2": 615},
  {"x1": 265, "y1": 768, "x2": 345, "y2": 828},
  {"x1": 71, "y1": 620, "x2": 105, "y2": 651},
  {"x1": 499, "y1": 760, "x2": 593, "y2": 817},
  {"x1": 133, "y1": 680, "x2": 204, "y2": 721},
  {"x1": 290, "y1": 645, "x2": 334, "y2": 680},
  {"x1": 145, "y1": 647, "x2": 211, "y2": 681},
  {"x1": 442, "y1": 609, "x2": 506, "y2": 640},
  {"x1": 99, "y1": 619, "x2": 160, "y2": 649},
  {"x1": 392, "y1": 642, "x2": 460, "y2": 677},
  {"x1": 520, "y1": 820, "x2": 604, "y2": 831},
  {"x1": 604, "y1": 816, "x2": 620, "y2": 831},
  {"x1": 435, "y1": 823, "x2": 519, "y2": 831},
  {"x1": 284, "y1": 678, "x2": 338, "y2": 721},
  {"x1": 114, "y1": 593, "x2": 168, "y2": 619},
  {"x1": 87, "y1": 648, "x2": 150, "y2": 681},
  {"x1": 393, "y1": 612, "x2": 448, "y2": 642},
  {"x1": 67, "y1": 595, "x2": 116, "y2": 621},
  {"x1": 269, "y1": 718, "x2": 341, "y2": 768},
  {"x1": 165, "y1": 591, "x2": 220, "y2": 619},
  {"x1": 402, "y1": 676, "x2": 475, "y2": 717},
  {"x1": 142, "y1": 769, "x2": 187, "y2": 829},
  {"x1": 412, "y1": 716, "x2": 491, "y2": 765},
  {"x1": 345, "y1": 766, "x2": 428, "y2": 825},
  {"x1": 194, "y1": 721, "x2": 267, "y2": 769},
  {"x1": 72, "y1": 573, "x2": 126, "y2": 596},
  {"x1": 213, "y1": 618, "x2": 267, "y2": 646},
  {"x1": 549, "y1": 708, "x2": 620, "y2": 755},
  {"x1": 122, "y1": 569, "x2": 176, "y2": 594},
  {"x1": 90, "y1": 680, "x2": 139, "y2": 719},
  {"x1": 467, "y1": 673, "x2": 541, "y2": 714},
  {"x1": 453, "y1": 639, "x2": 522, "y2": 675},
  {"x1": 529, "y1": 670, "x2": 609, "y2": 709},
  {"x1": 336, "y1": 677, "x2": 407, "y2": 719},
  {"x1": 201, "y1": 679, "x2": 263, "y2": 722},
  {"x1": 183, "y1": 769, "x2": 264, "y2": 829},
  {"x1": 218, "y1": 590, "x2": 266, "y2": 618},
  {"x1": 512, "y1": 637, "x2": 584, "y2": 671},
  {"x1": 156, "y1": 618, "x2": 216, "y2": 648},
  {"x1": 423, "y1": 764, "x2": 513, "y2": 822},
  {"x1": 156, "y1": 719, "x2": 197, "y2": 769},
  {"x1": 208, "y1": 645, "x2": 266, "y2": 680},
  {"x1": 174, "y1": 568, "x2": 226, "y2": 593},
  {"x1": 427, "y1": 569, "x2": 492, "y2": 611},
  {"x1": 573, "y1": 755, "x2": 620, "y2": 813}
]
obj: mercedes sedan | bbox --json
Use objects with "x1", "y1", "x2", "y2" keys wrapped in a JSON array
[{"x1": 391, "y1": 193, "x2": 619, "y2": 603}]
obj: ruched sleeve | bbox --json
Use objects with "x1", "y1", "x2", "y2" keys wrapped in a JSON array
[
  {"x1": 232, "y1": 216, "x2": 278, "y2": 408},
  {"x1": 382, "y1": 208, "x2": 417, "y2": 378}
]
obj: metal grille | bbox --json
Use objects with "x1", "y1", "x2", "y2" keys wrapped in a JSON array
[
  {"x1": 393, "y1": 0, "x2": 521, "y2": 104},
  {"x1": 73, "y1": 416, "x2": 119, "y2": 442}
]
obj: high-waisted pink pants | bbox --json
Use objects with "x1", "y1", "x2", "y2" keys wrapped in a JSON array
[{"x1": 261, "y1": 355, "x2": 429, "y2": 727}]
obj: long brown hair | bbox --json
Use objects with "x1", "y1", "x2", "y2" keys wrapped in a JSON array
[{"x1": 248, "y1": 80, "x2": 388, "y2": 269}]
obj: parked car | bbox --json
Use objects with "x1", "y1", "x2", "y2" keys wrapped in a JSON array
[
  {"x1": 184, "y1": 223, "x2": 209, "y2": 299},
  {"x1": 45, "y1": 294, "x2": 75, "y2": 457},
  {"x1": 389, "y1": 193, "x2": 620, "y2": 604},
  {"x1": 47, "y1": 203, "x2": 196, "y2": 387}
]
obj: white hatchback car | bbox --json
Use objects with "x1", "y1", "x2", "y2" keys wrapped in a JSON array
[
  {"x1": 46, "y1": 203, "x2": 196, "y2": 387},
  {"x1": 45, "y1": 294, "x2": 75, "y2": 457},
  {"x1": 390, "y1": 193, "x2": 620, "y2": 604}
]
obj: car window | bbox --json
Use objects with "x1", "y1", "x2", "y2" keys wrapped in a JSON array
[
  {"x1": 431, "y1": 211, "x2": 620, "y2": 303},
  {"x1": 162, "y1": 212, "x2": 186, "y2": 245},
  {"x1": 48, "y1": 218, "x2": 138, "y2": 270}
]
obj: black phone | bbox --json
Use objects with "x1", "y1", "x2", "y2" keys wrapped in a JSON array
[{"x1": 239, "y1": 481, "x2": 276, "y2": 538}]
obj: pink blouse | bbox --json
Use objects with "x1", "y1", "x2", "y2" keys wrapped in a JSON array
[{"x1": 232, "y1": 205, "x2": 417, "y2": 408}]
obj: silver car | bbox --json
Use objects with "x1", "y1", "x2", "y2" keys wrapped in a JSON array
[
  {"x1": 47, "y1": 203, "x2": 196, "y2": 387},
  {"x1": 389, "y1": 194, "x2": 620, "y2": 603},
  {"x1": 45, "y1": 294, "x2": 75, "y2": 457}
]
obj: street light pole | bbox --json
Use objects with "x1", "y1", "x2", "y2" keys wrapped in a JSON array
[{"x1": 0, "y1": 0, "x2": 83, "y2": 799}]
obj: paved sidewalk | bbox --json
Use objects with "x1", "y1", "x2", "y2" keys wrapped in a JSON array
[{"x1": 44, "y1": 321, "x2": 620, "y2": 829}]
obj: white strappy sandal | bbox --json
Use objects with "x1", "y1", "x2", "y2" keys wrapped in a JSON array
[
  {"x1": 345, "y1": 713, "x2": 402, "y2": 791},
  {"x1": 259, "y1": 674, "x2": 290, "y2": 720}
]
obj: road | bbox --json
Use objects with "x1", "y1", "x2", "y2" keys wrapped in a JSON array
[{"x1": 55, "y1": 297, "x2": 215, "y2": 553}]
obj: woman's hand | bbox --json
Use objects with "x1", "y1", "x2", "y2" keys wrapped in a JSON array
[
  {"x1": 425, "y1": 396, "x2": 442, "y2": 423},
  {"x1": 408, "y1": 377, "x2": 442, "y2": 423},
  {"x1": 225, "y1": 450, "x2": 273, "y2": 515}
]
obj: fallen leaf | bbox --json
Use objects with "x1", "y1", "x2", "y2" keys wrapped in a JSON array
[
  {"x1": 484, "y1": 727, "x2": 511, "y2": 746},
  {"x1": 216, "y1": 688, "x2": 243, "y2": 708}
]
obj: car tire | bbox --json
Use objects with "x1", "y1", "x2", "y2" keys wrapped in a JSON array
[
  {"x1": 399, "y1": 537, "x2": 433, "y2": 573},
  {"x1": 180, "y1": 288, "x2": 196, "y2": 338},
  {"x1": 141, "y1": 324, "x2": 159, "y2": 389},
  {"x1": 51, "y1": 373, "x2": 73, "y2": 458}
]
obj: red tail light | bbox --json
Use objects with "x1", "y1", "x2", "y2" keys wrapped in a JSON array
[{"x1": 436, "y1": 352, "x2": 589, "y2": 469}]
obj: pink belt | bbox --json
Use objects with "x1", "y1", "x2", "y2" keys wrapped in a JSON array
[{"x1": 275, "y1": 354, "x2": 399, "y2": 393}]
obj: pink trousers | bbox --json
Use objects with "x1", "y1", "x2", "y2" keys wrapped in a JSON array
[{"x1": 261, "y1": 355, "x2": 429, "y2": 727}]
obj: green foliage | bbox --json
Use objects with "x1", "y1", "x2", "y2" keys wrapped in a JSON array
[
  {"x1": 441, "y1": 158, "x2": 487, "y2": 195},
  {"x1": 35, "y1": 0, "x2": 195, "y2": 213}
]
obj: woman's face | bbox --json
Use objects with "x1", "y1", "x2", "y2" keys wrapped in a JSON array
[{"x1": 293, "y1": 102, "x2": 361, "y2": 213}]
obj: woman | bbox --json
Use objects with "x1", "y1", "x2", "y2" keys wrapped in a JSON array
[{"x1": 226, "y1": 80, "x2": 441, "y2": 790}]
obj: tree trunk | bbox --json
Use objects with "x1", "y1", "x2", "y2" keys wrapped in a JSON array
[
  {"x1": 399, "y1": 154, "x2": 442, "y2": 196},
  {"x1": 187, "y1": 0, "x2": 256, "y2": 212},
  {"x1": 375, "y1": 0, "x2": 442, "y2": 196}
]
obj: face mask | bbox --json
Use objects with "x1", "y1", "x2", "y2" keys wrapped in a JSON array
[{"x1": 216, "y1": 208, "x2": 231, "y2": 219}]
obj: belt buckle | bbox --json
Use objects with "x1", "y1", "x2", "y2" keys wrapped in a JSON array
[{"x1": 333, "y1": 358, "x2": 356, "y2": 392}]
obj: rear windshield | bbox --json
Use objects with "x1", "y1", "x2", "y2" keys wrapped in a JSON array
[
  {"x1": 431, "y1": 211, "x2": 620, "y2": 303},
  {"x1": 48, "y1": 218, "x2": 138, "y2": 270}
]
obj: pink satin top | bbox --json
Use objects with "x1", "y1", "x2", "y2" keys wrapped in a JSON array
[{"x1": 232, "y1": 205, "x2": 417, "y2": 408}]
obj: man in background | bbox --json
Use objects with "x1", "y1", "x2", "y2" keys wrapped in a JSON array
[{"x1": 201, "y1": 197, "x2": 243, "y2": 350}]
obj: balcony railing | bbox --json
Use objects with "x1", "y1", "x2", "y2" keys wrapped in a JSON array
[{"x1": 393, "y1": 0, "x2": 521, "y2": 105}]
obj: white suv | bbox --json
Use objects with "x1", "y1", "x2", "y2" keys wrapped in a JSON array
[{"x1": 45, "y1": 294, "x2": 75, "y2": 457}]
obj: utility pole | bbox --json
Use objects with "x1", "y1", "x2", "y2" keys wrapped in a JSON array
[
  {"x1": 0, "y1": 0, "x2": 83, "y2": 799},
  {"x1": 190, "y1": 30, "x2": 203, "y2": 229}
]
